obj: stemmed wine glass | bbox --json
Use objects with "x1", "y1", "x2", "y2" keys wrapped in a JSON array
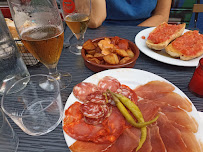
[
  {"x1": 7, "y1": 0, "x2": 72, "y2": 90},
  {"x1": 60, "y1": 0, "x2": 91, "y2": 55}
]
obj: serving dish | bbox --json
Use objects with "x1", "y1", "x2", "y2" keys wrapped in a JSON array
[
  {"x1": 81, "y1": 37, "x2": 140, "y2": 72},
  {"x1": 63, "y1": 68, "x2": 203, "y2": 150},
  {"x1": 135, "y1": 27, "x2": 203, "y2": 67}
]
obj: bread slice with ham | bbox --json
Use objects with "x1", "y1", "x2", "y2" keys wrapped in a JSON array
[
  {"x1": 165, "y1": 30, "x2": 203, "y2": 60},
  {"x1": 146, "y1": 22, "x2": 186, "y2": 50}
]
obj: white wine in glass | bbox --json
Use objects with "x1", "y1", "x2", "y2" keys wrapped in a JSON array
[
  {"x1": 61, "y1": 0, "x2": 91, "y2": 55},
  {"x1": 8, "y1": 0, "x2": 72, "y2": 90}
]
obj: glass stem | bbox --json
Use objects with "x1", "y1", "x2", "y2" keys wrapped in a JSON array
[
  {"x1": 47, "y1": 67, "x2": 61, "y2": 80},
  {"x1": 76, "y1": 34, "x2": 84, "y2": 50}
]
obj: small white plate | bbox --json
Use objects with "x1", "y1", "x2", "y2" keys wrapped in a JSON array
[
  {"x1": 63, "y1": 68, "x2": 203, "y2": 149},
  {"x1": 135, "y1": 27, "x2": 202, "y2": 67}
]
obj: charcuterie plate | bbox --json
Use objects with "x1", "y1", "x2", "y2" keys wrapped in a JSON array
[
  {"x1": 135, "y1": 27, "x2": 203, "y2": 67},
  {"x1": 63, "y1": 68, "x2": 203, "y2": 150}
]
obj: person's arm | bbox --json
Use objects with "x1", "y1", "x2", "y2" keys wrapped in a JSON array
[
  {"x1": 138, "y1": 0, "x2": 172, "y2": 27},
  {"x1": 88, "y1": 0, "x2": 106, "y2": 28}
]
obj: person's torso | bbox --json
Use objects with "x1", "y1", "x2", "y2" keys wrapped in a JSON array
[{"x1": 104, "y1": 0, "x2": 157, "y2": 26}]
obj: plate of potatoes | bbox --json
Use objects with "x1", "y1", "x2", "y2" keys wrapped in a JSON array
[{"x1": 81, "y1": 36, "x2": 140, "y2": 72}]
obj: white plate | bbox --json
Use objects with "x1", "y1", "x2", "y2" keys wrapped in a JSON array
[
  {"x1": 135, "y1": 27, "x2": 203, "y2": 67},
  {"x1": 63, "y1": 68, "x2": 203, "y2": 148}
]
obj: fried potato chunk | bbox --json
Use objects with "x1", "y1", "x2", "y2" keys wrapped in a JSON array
[
  {"x1": 119, "y1": 57, "x2": 131, "y2": 64},
  {"x1": 126, "y1": 49, "x2": 134, "y2": 58},
  {"x1": 103, "y1": 53, "x2": 119, "y2": 65},
  {"x1": 116, "y1": 49, "x2": 129, "y2": 57},
  {"x1": 88, "y1": 58, "x2": 101, "y2": 64},
  {"x1": 87, "y1": 50, "x2": 96, "y2": 55},
  {"x1": 98, "y1": 38, "x2": 115, "y2": 55},
  {"x1": 83, "y1": 39, "x2": 96, "y2": 50},
  {"x1": 86, "y1": 54, "x2": 94, "y2": 58},
  {"x1": 94, "y1": 53, "x2": 104, "y2": 60}
]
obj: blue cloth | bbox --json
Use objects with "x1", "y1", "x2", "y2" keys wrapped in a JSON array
[{"x1": 103, "y1": 0, "x2": 157, "y2": 26}]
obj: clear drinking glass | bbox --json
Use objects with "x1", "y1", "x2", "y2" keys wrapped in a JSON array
[
  {"x1": 60, "y1": 0, "x2": 91, "y2": 55},
  {"x1": 0, "y1": 108, "x2": 19, "y2": 152},
  {"x1": 0, "y1": 10, "x2": 30, "y2": 94},
  {"x1": 1, "y1": 74, "x2": 63, "y2": 136},
  {"x1": 7, "y1": 0, "x2": 72, "y2": 90}
]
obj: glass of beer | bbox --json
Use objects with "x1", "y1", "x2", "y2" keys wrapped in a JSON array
[
  {"x1": 7, "y1": 0, "x2": 71, "y2": 90},
  {"x1": 60, "y1": 0, "x2": 91, "y2": 55}
]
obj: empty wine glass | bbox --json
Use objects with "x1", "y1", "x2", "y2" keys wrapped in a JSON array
[
  {"x1": 60, "y1": 0, "x2": 91, "y2": 55},
  {"x1": 7, "y1": 0, "x2": 72, "y2": 90}
]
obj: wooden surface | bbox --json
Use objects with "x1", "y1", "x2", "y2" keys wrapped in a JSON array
[{"x1": 5, "y1": 25, "x2": 203, "y2": 152}]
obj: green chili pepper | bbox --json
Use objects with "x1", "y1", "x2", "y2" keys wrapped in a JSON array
[
  {"x1": 108, "y1": 90, "x2": 159, "y2": 127},
  {"x1": 103, "y1": 92, "x2": 109, "y2": 103},
  {"x1": 113, "y1": 92, "x2": 159, "y2": 151}
]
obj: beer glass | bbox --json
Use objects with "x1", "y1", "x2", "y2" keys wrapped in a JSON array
[
  {"x1": 60, "y1": 0, "x2": 91, "y2": 55},
  {"x1": 0, "y1": 10, "x2": 29, "y2": 94},
  {"x1": 1, "y1": 74, "x2": 63, "y2": 136},
  {"x1": 7, "y1": 0, "x2": 72, "y2": 90}
]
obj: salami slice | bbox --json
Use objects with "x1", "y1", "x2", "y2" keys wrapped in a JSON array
[
  {"x1": 73, "y1": 82, "x2": 98, "y2": 102},
  {"x1": 98, "y1": 76, "x2": 121, "y2": 92},
  {"x1": 80, "y1": 102, "x2": 104, "y2": 118},
  {"x1": 117, "y1": 84, "x2": 138, "y2": 104},
  {"x1": 84, "y1": 104, "x2": 112, "y2": 125},
  {"x1": 86, "y1": 91, "x2": 106, "y2": 104}
]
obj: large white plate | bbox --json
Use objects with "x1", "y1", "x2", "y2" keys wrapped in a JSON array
[
  {"x1": 63, "y1": 68, "x2": 203, "y2": 148},
  {"x1": 135, "y1": 27, "x2": 203, "y2": 67}
]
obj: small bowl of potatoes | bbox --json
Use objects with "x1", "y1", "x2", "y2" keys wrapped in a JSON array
[{"x1": 81, "y1": 36, "x2": 140, "y2": 72}]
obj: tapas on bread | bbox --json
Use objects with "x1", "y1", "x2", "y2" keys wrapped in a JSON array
[
  {"x1": 135, "y1": 27, "x2": 203, "y2": 66},
  {"x1": 63, "y1": 68, "x2": 203, "y2": 152},
  {"x1": 146, "y1": 22, "x2": 186, "y2": 50},
  {"x1": 165, "y1": 30, "x2": 203, "y2": 60},
  {"x1": 146, "y1": 22, "x2": 203, "y2": 61}
]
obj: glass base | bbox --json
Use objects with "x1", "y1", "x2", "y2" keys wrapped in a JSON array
[
  {"x1": 57, "y1": 71, "x2": 72, "y2": 90},
  {"x1": 39, "y1": 71, "x2": 72, "y2": 91},
  {"x1": 69, "y1": 43, "x2": 82, "y2": 55}
]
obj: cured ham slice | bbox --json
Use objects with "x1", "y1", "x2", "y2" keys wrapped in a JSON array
[
  {"x1": 134, "y1": 80, "x2": 175, "y2": 100},
  {"x1": 63, "y1": 103, "x2": 126, "y2": 144},
  {"x1": 154, "y1": 92, "x2": 192, "y2": 112},
  {"x1": 105, "y1": 128, "x2": 140, "y2": 152},
  {"x1": 172, "y1": 123, "x2": 202, "y2": 152},
  {"x1": 137, "y1": 99, "x2": 160, "y2": 121},
  {"x1": 157, "y1": 113, "x2": 187, "y2": 152},
  {"x1": 139, "y1": 99, "x2": 198, "y2": 133},
  {"x1": 98, "y1": 76, "x2": 121, "y2": 92},
  {"x1": 149, "y1": 125, "x2": 166, "y2": 152},
  {"x1": 73, "y1": 82, "x2": 98, "y2": 102},
  {"x1": 161, "y1": 105, "x2": 198, "y2": 133},
  {"x1": 69, "y1": 141, "x2": 111, "y2": 152}
]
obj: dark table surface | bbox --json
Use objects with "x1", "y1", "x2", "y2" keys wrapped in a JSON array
[{"x1": 10, "y1": 25, "x2": 203, "y2": 152}]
